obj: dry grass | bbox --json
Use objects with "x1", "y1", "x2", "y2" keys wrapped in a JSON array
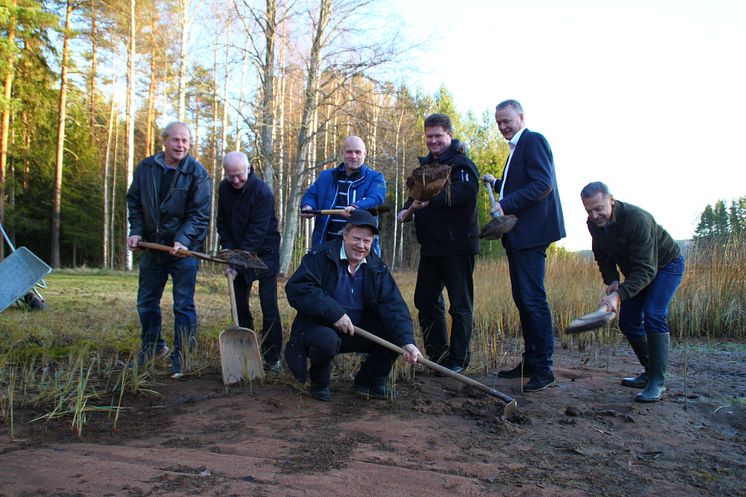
[{"x1": 1, "y1": 241, "x2": 744, "y2": 435}]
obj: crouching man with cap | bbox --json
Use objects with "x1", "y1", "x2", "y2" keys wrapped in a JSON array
[{"x1": 284, "y1": 209, "x2": 422, "y2": 401}]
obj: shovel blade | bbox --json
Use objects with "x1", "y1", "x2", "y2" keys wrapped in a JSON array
[
  {"x1": 565, "y1": 311, "x2": 616, "y2": 334},
  {"x1": 479, "y1": 215, "x2": 518, "y2": 240},
  {"x1": 219, "y1": 326, "x2": 265, "y2": 385}
]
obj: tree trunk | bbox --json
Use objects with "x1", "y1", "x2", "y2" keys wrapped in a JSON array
[
  {"x1": 212, "y1": 18, "x2": 231, "y2": 253},
  {"x1": 89, "y1": 0, "x2": 97, "y2": 141},
  {"x1": 102, "y1": 89, "x2": 117, "y2": 269},
  {"x1": 392, "y1": 106, "x2": 404, "y2": 269},
  {"x1": 144, "y1": 3, "x2": 158, "y2": 157},
  {"x1": 278, "y1": 0, "x2": 332, "y2": 276},
  {"x1": 110, "y1": 113, "x2": 120, "y2": 268},
  {"x1": 258, "y1": 0, "x2": 277, "y2": 192},
  {"x1": 276, "y1": 25, "x2": 286, "y2": 230},
  {"x1": 124, "y1": 0, "x2": 137, "y2": 271},
  {"x1": 177, "y1": 0, "x2": 189, "y2": 121},
  {"x1": 207, "y1": 34, "x2": 219, "y2": 253},
  {"x1": 0, "y1": 0, "x2": 17, "y2": 260},
  {"x1": 234, "y1": 35, "x2": 250, "y2": 152},
  {"x1": 51, "y1": 0, "x2": 74, "y2": 268}
]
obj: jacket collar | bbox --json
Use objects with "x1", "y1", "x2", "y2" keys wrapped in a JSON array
[
  {"x1": 153, "y1": 152, "x2": 195, "y2": 173},
  {"x1": 334, "y1": 162, "x2": 366, "y2": 181},
  {"x1": 420, "y1": 139, "x2": 464, "y2": 165}
]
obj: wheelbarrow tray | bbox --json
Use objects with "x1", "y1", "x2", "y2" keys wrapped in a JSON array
[
  {"x1": 0, "y1": 247, "x2": 52, "y2": 313},
  {"x1": 219, "y1": 326, "x2": 264, "y2": 385}
]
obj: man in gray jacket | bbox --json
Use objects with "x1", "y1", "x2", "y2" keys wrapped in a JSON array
[{"x1": 126, "y1": 121, "x2": 211, "y2": 378}]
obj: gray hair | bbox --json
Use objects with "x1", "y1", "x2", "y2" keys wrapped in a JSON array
[
  {"x1": 222, "y1": 150, "x2": 250, "y2": 169},
  {"x1": 496, "y1": 99, "x2": 524, "y2": 113},
  {"x1": 160, "y1": 121, "x2": 192, "y2": 140},
  {"x1": 580, "y1": 181, "x2": 611, "y2": 199}
]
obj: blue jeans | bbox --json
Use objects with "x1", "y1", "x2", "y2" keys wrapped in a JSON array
[
  {"x1": 619, "y1": 255, "x2": 685, "y2": 339},
  {"x1": 137, "y1": 251, "x2": 199, "y2": 371},
  {"x1": 505, "y1": 244, "x2": 554, "y2": 373}
]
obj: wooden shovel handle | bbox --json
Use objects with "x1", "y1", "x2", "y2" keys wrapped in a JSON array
[
  {"x1": 137, "y1": 241, "x2": 223, "y2": 265},
  {"x1": 302, "y1": 205, "x2": 391, "y2": 216},
  {"x1": 226, "y1": 273, "x2": 239, "y2": 327},
  {"x1": 353, "y1": 326, "x2": 517, "y2": 416}
]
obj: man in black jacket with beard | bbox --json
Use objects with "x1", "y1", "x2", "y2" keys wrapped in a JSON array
[
  {"x1": 397, "y1": 113, "x2": 480, "y2": 374},
  {"x1": 217, "y1": 151, "x2": 283, "y2": 372},
  {"x1": 127, "y1": 121, "x2": 211, "y2": 378}
]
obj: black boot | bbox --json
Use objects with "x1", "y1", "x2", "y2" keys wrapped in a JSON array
[
  {"x1": 636, "y1": 333, "x2": 669, "y2": 403},
  {"x1": 621, "y1": 336, "x2": 648, "y2": 388}
]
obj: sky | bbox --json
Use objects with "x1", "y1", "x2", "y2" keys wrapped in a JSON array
[{"x1": 383, "y1": 0, "x2": 746, "y2": 251}]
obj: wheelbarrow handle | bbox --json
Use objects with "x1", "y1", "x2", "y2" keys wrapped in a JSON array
[{"x1": 352, "y1": 326, "x2": 518, "y2": 416}]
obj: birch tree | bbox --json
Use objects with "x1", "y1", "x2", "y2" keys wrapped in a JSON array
[
  {"x1": 278, "y1": 0, "x2": 331, "y2": 276},
  {"x1": 176, "y1": 0, "x2": 191, "y2": 121},
  {"x1": 277, "y1": 0, "x2": 409, "y2": 274},
  {"x1": 124, "y1": 0, "x2": 136, "y2": 270}
]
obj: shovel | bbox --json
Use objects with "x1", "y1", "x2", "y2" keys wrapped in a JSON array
[
  {"x1": 138, "y1": 241, "x2": 267, "y2": 271},
  {"x1": 565, "y1": 305, "x2": 617, "y2": 334},
  {"x1": 301, "y1": 205, "x2": 392, "y2": 216},
  {"x1": 219, "y1": 273, "x2": 264, "y2": 385},
  {"x1": 479, "y1": 183, "x2": 518, "y2": 240},
  {"x1": 353, "y1": 326, "x2": 518, "y2": 418}
]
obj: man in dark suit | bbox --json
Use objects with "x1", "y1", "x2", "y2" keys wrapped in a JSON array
[{"x1": 482, "y1": 100, "x2": 565, "y2": 392}]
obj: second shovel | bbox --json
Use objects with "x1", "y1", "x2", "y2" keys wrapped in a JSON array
[{"x1": 219, "y1": 273, "x2": 264, "y2": 385}]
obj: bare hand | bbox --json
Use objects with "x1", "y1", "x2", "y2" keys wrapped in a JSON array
[
  {"x1": 224, "y1": 266, "x2": 238, "y2": 279},
  {"x1": 402, "y1": 344, "x2": 422, "y2": 364},
  {"x1": 481, "y1": 173, "x2": 496, "y2": 185},
  {"x1": 127, "y1": 235, "x2": 142, "y2": 251},
  {"x1": 341, "y1": 205, "x2": 356, "y2": 217},
  {"x1": 300, "y1": 205, "x2": 315, "y2": 219},
  {"x1": 490, "y1": 201, "x2": 504, "y2": 216},
  {"x1": 333, "y1": 314, "x2": 354, "y2": 335},
  {"x1": 601, "y1": 291, "x2": 620, "y2": 313},
  {"x1": 171, "y1": 241, "x2": 188, "y2": 256},
  {"x1": 606, "y1": 281, "x2": 619, "y2": 295}
]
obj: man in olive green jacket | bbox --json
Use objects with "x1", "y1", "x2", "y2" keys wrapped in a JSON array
[{"x1": 581, "y1": 182, "x2": 685, "y2": 402}]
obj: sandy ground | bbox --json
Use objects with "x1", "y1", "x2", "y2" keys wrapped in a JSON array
[{"x1": 1, "y1": 340, "x2": 744, "y2": 497}]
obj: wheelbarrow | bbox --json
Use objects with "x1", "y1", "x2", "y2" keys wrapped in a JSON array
[
  {"x1": 0, "y1": 246, "x2": 52, "y2": 313},
  {"x1": 0, "y1": 222, "x2": 51, "y2": 313}
]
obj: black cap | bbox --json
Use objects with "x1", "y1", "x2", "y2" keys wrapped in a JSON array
[{"x1": 346, "y1": 209, "x2": 379, "y2": 234}]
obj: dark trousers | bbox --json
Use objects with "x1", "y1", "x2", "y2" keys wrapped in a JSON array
[
  {"x1": 619, "y1": 255, "x2": 685, "y2": 339},
  {"x1": 302, "y1": 320, "x2": 399, "y2": 388},
  {"x1": 414, "y1": 254, "x2": 475, "y2": 368},
  {"x1": 234, "y1": 269, "x2": 283, "y2": 364},
  {"x1": 505, "y1": 243, "x2": 554, "y2": 373}
]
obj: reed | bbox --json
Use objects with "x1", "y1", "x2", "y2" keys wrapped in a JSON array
[{"x1": 1, "y1": 241, "x2": 744, "y2": 433}]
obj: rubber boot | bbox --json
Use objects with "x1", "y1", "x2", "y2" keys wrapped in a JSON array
[
  {"x1": 621, "y1": 336, "x2": 648, "y2": 388},
  {"x1": 635, "y1": 333, "x2": 669, "y2": 403}
]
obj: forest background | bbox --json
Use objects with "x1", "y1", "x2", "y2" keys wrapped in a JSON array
[{"x1": 0, "y1": 0, "x2": 744, "y2": 276}]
